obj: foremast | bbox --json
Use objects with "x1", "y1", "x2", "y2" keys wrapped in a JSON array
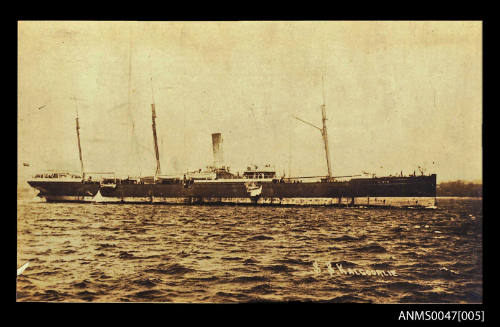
[
  {"x1": 71, "y1": 97, "x2": 85, "y2": 180},
  {"x1": 151, "y1": 103, "x2": 161, "y2": 179}
]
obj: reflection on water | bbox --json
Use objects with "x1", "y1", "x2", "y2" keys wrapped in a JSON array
[{"x1": 16, "y1": 198, "x2": 482, "y2": 303}]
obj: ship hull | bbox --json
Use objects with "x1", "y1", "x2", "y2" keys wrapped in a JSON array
[
  {"x1": 98, "y1": 175, "x2": 436, "y2": 197},
  {"x1": 27, "y1": 181, "x2": 100, "y2": 203},
  {"x1": 27, "y1": 175, "x2": 437, "y2": 208},
  {"x1": 94, "y1": 175, "x2": 437, "y2": 208}
]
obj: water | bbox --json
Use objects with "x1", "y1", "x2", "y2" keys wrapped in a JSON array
[{"x1": 16, "y1": 197, "x2": 482, "y2": 303}]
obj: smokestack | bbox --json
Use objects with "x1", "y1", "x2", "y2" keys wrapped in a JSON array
[{"x1": 212, "y1": 133, "x2": 224, "y2": 168}]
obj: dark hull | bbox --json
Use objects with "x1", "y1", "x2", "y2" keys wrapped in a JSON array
[
  {"x1": 99, "y1": 175, "x2": 436, "y2": 198},
  {"x1": 27, "y1": 175, "x2": 436, "y2": 207},
  {"x1": 27, "y1": 181, "x2": 100, "y2": 202}
]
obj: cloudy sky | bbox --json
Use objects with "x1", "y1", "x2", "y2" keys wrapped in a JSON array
[{"x1": 18, "y1": 21, "x2": 482, "y2": 182}]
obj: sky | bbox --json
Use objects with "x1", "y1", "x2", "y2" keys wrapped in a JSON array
[{"x1": 18, "y1": 21, "x2": 482, "y2": 183}]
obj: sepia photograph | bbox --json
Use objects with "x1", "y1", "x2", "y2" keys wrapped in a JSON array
[{"x1": 17, "y1": 21, "x2": 482, "y2": 304}]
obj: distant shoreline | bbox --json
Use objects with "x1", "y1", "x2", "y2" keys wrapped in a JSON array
[
  {"x1": 436, "y1": 181, "x2": 482, "y2": 197},
  {"x1": 435, "y1": 196, "x2": 482, "y2": 199}
]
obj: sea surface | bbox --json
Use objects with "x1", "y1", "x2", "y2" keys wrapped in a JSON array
[{"x1": 16, "y1": 196, "x2": 482, "y2": 303}]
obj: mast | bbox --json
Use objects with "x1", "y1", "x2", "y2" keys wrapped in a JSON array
[
  {"x1": 71, "y1": 97, "x2": 85, "y2": 180},
  {"x1": 149, "y1": 56, "x2": 162, "y2": 179},
  {"x1": 293, "y1": 76, "x2": 333, "y2": 179},
  {"x1": 151, "y1": 103, "x2": 161, "y2": 178},
  {"x1": 288, "y1": 126, "x2": 292, "y2": 178},
  {"x1": 76, "y1": 115, "x2": 85, "y2": 180},
  {"x1": 321, "y1": 76, "x2": 333, "y2": 179}
]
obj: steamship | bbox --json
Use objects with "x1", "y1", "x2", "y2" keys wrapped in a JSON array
[{"x1": 27, "y1": 86, "x2": 437, "y2": 209}]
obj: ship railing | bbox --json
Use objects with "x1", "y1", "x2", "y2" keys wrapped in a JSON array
[
  {"x1": 280, "y1": 174, "x2": 361, "y2": 183},
  {"x1": 194, "y1": 178, "x2": 275, "y2": 183},
  {"x1": 31, "y1": 172, "x2": 83, "y2": 181}
]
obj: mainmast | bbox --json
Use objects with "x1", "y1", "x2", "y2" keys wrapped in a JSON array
[{"x1": 71, "y1": 97, "x2": 85, "y2": 180}]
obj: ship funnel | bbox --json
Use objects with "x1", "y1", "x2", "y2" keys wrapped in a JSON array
[{"x1": 211, "y1": 133, "x2": 224, "y2": 168}]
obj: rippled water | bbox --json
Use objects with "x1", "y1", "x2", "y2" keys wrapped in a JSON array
[{"x1": 16, "y1": 197, "x2": 482, "y2": 303}]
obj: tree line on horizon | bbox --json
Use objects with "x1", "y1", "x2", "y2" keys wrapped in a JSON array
[{"x1": 437, "y1": 180, "x2": 482, "y2": 197}]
